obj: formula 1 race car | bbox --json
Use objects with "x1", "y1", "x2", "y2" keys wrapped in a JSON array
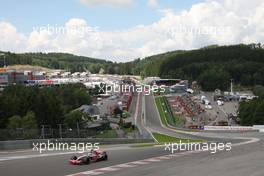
[{"x1": 69, "y1": 149, "x2": 108, "y2": 165}]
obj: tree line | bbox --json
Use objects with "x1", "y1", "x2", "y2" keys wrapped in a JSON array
[
  {"x1": 0, "y1": 52, "x2": 112, "y2": 73},
  {"x1": 113, "y1": 44, "x2": 264, "y2": 91},
  {"x1": 0, "y1": 84, "x2": 91, "y2": 129},
  {"x1": 3, "y1": 44, "x2": 264, "y2": 91},
  {"x1": 239, "y1": 85, "x2": 264, "y2": 125}
]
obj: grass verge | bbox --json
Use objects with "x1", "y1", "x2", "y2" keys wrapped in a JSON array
[
  {"x1": 130, "y1": 143, "x2": 157, "y2": 148},
  {"x1": 155, "y1": 96, "x2": 184, "y2": 127},
  {"x1": 96, "y1": 130, "x2": 118, "y2": 138},
  {"x1": 152, "y1": 132, "x2": 204, "y2": 144}
]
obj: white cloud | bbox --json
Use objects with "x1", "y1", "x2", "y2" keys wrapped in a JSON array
[
  {"x1": 79, "y1": 0, "x2": 133, "y2": 7},
  {"x1": 0, "y1": 22, "x2": 27, "y2": 52},
  {"x1": 1, "y1": 0, "x2": 264, "y2": 62},
  {"x1": 147, "y1": 0, "x2": 158, "y2": 8}
]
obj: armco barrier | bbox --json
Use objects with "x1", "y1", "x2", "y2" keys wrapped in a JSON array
[{"x1": 0, "y1": 138, "x2": 154, "y2": 150}]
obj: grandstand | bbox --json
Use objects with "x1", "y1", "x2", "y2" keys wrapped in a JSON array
[{"x1": 176, "y1": 94, "x2": 204, "y2": 117}]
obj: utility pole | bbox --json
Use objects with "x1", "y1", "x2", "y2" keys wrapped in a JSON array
[
  {"x1": 58, "y1": 124, "x2": 62, "y2": 139},
  {"x1": 4, "y1": 55, "x2": 6, "y2": 68},
  {"x1": 41, "y1": 125, "x2": 45, "y2": 139},
  {"x1": 230, "y1": 79, "x2": 234, "y2": 95}
]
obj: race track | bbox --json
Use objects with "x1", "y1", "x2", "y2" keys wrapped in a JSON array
[
  {"x1": 1, "y1": 138, "x2": 263, "y2": 176},
  {"x1": 0, "y1": 94, "x2": 263, "y2": 176}
]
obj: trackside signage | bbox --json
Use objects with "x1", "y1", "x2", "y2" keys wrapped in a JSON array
[
  {"x1": 204, "y1": 126, "x2": 254, "y2": 131},
  {"x1": 0, "y1": 74, "x2": 8, "y2": 83}
]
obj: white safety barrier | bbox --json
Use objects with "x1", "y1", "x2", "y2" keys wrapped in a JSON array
[
  {"x1": 204, "y1": 126, "x2": 255, "y2": 131},
  {"x1": 253, "y1": 125, "x2": 264, "y2": 132}
]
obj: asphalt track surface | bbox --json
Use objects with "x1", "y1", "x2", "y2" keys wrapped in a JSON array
[
  {"x1": 130, "y1": 92, "x2": 151, "y2": 138},
  {"x1": 0, "y1": 145, "x2": 171, "y2": 176},
  {"x1": 0, "y1": 94, "x2": 263, "y2": 176}
]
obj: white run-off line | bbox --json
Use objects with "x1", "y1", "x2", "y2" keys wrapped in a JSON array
[
  {"x1": 0, "y1": 146, "x2": 133, "y2": 162},
  {"x1": 65, "y1": 150, "x2": 200, "y2": 176},
  {"x1": 0, "y1": 151, "x2": 78, "y2": 162}
]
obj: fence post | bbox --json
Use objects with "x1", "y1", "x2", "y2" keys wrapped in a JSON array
[
  {"x1": 41, "y1": 125, "x2": 45, "y2": 139},
  {"x1": 58, "y1": 124, "x2": 62, "y2": 139}
]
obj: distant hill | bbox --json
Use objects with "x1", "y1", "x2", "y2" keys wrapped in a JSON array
[
  {"x1": 1, "y1": 43, "x2": 264, "y2": 91},
  {"x1": 115, "y1": 50, "x2": 185, "y2": 76},
  {"x1": 117, "y1": 43, "x2": 264, "y2": 91},
  {"x1": 158, "y1": 44, "x2": 264, "y2": 90},
  {"x1": 0, "y1": 52, "x2": 113, "y2": 73}
]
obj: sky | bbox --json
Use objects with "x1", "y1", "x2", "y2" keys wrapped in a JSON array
[{"x1": 0, "y1": 0, "x2": 264, "y2": 62}]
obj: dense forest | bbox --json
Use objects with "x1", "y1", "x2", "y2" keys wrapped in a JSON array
[
  {"x1": 239, "y1": 85, "x2": 264, "y2": 125},
  {"x1": 158, "y1": 44, "x2": 264, "y2": 91},
  {"x1": 0, "y1": 52, "x2": 113, "y2": 73},
  {"x1": 119, "y1": 44, "x2": 264, "y2": 91},
  {"x1": 0, "y1": 84, "x2": 91, "y2": 129}
]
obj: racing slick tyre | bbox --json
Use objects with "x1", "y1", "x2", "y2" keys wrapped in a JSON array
[
  {"x1": 71, "y1": 156, "x2": 77, "y2": 160},
  {"x1": 85, "y1": 157, "x2": 90, "y2": 164},
  {"x1": 103, "y1": 154, "x2": 108, "y2": 161}
]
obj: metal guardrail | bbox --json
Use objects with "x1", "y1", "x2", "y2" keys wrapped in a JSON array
[
  {"x1": 0, "y1": 129, "x2": 98, "y2": 141},
  {"x1": 0, "y1": 138, "x2": 154, "y2": 150}
]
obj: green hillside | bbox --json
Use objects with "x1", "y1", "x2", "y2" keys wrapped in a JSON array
[
  {"x1": 122, "y1": 44, "x2": 264, "y2": 91},
  {"x1": 158, "y1": 44, "x2": 264, "y2": 91},
  {"x1": 0, "y1": 52, "x2": 113, "y2": 73},
  {"x1": 1, "y1": 43, "x2": 264, "y2": 91}
]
